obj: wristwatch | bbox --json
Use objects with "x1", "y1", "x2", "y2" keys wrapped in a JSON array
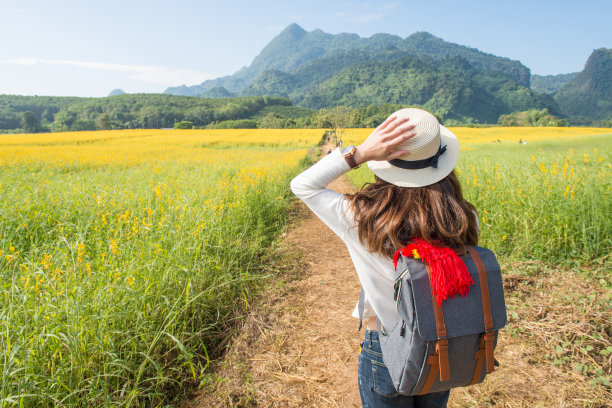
[{"x1": 342, "y1": 145, "x2": 360, "y2": 169}]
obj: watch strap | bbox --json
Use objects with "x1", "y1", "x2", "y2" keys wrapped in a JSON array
[{"x1": 344, "y1": 147, "x2": 360, "y2": 169}]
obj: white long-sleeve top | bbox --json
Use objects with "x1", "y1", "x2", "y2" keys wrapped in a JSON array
[{"x1": 290, "y1": 148, "x2": 399, "y2": 330}]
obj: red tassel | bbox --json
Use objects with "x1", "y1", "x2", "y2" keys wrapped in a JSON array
[{"x1": 394, "y1": 239, "x2": 473, "y2": 305}]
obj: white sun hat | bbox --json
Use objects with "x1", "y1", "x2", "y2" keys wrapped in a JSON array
[{"x1": 367, "y1": 108, "x2": 459, "y2": 187}]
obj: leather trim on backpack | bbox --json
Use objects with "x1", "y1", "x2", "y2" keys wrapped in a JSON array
[
  {"x1": 425, "y1": 265, "x2": 451, "y2": 382},
  {"x1": 467, "y1": 246, "x2": 496, "y2": 374},
  {"x1": 468, "y1": 334, "x2": 487, "y2": 385},
  {"x1": 417, "y1": 354, "x2": 440, "y2": 395}
]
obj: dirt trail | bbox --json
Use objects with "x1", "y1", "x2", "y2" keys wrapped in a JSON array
[
  {"x1": 188, "y1": 145, "x2": 609, "y2": 408},
  {"x1": 188, "y1": 145, "x2": 362, "y2": 407}
]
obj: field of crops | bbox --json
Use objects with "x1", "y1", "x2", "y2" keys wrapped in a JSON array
[
  {"x1": 345, "y1": 127, "x2": 611, "y2": 265},
  {"x1": 1, "y1": 127, "x2": 610, "y2": 406},
  {"x1": 0, "y1": 129, "x2": 322, "y2": 406}
]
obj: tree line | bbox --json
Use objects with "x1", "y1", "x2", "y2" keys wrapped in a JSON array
[{"x1": 1, "y1": 94, "x2": 609, "y2": 134}]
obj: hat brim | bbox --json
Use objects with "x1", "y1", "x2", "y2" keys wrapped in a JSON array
[{"x1": 367, "y1": 125, "x2": 459, "y2": 187}]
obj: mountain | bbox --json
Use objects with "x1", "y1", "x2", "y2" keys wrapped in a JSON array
[
  {"x1": 531, "y1": 73, "x2": 578, "y2": 94},
  {"x1": 241, "y1": 47, "x2": 557, "y2": 123},
  {"x1": 162, "y1": 24, "x2": 612, "y2": 123},
  {"x1": 297, "y1": 54, "x2": 557, "y2": 123},
  {"x1": 554, "y1": 48, "x2": 612, "y2": 121},
  {"x1": 200, "y1": 86, "x2": 236, "y2": 98},
  {"x1": 108, "y1": 89, "x2": 126, "y2": 96},
  {"x1": 166, "y1": 24, "x2": 531, "y2": 97}
]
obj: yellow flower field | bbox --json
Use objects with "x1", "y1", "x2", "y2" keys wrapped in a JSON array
[
  {"x1": 0, "y1": 127, "x2": 610, "y2": 406},
  {"x1": 342, "y1": 126, "x2": 612, "y2": 147},
  {"x1": 0, "y1": 128, "x2": 323, "y2": 165},
  {"x1": 0, "y1": 128, "x2": 323, "y2": 406}
]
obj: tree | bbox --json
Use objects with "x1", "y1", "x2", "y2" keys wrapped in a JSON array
[
  {"x1": 96, "y1": 113, "x2": 112, "y2": 130},
  {"x1": 21, "y1": 111, "x2": 41, "y2": 133},
  {"x1": 52, "y1": 111, "x2": 75, "y2": 132},
  {"x1": 328, "y1": 106, "x2": 353, "y2": 145},
  {"x1": 71, "y1": 119, "x2": 96, "y2": 131},
  {"x1": 260, "y1": 112, "x2": 285, "y2": 128},
  {"x1": 174, "y1": 120, "x2": 193, "y2": 129}
]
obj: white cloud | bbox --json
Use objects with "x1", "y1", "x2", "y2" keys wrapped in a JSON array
[{"x1": 3, "y1": 58, "x2": 214, "y2": 86}]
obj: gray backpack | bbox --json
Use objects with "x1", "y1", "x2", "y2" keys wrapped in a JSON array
[{"x1": 359, "y1": 245, "x2": 507, "y2": 396}]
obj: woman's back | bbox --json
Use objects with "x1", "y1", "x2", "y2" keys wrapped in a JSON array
[{"x1": 291, "y1": 108, "x2": 477, "y2": 407}]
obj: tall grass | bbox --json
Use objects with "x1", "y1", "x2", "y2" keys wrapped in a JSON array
[
  {"x1": 346, "y1": 134, "x2": 611, "y2": 264},
  {"x1": 0, "y1": 131, "x2": 320, "y2": 406}
]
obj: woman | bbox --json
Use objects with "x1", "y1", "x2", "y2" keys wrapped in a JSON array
[{"x1": 290, "y1": 108, "x2": 478, "y2": 407}]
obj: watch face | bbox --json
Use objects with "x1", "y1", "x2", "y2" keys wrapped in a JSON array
[{"x1": 342, "y1": 145, "x2": 355, "y2": 155}]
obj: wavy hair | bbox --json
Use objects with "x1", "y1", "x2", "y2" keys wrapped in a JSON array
[{"x1": 345, "y1": 171, "x2": 478, "y2": 259}]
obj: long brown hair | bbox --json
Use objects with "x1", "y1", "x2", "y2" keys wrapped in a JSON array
[{"x1": 345, "y1": 171, "x2": 478, "y2": 259}]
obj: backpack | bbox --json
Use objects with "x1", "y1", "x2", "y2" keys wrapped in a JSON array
[{"x1": 358, "y1": 245, "x2": 507, "y2": 396}]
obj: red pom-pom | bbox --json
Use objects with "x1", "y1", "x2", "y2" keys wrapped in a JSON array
[{"x1": 394, "y1": 239, "x2": 473, "y2": 305}]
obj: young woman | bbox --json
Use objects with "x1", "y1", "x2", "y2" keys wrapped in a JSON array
[{"x1": 290, "y1": 108, "x2": 479, "y2": 407}]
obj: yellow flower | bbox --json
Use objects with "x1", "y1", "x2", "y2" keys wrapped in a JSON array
[{"x1": 412, "y1": 249, "x2": 420, "y2": 259}]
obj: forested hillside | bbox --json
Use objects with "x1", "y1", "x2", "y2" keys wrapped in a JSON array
[
  {"x1": 243, "y1": 50, "x2": 557, "y2": 123},
  {"x1": 531, "y1": 73, "x2": 578, "y2": 93},
  {"x1": 0, "y1": 94, "x2": 296, "y2": 132},
  {"x1": 165, "y1": 24, "x2": 531, "y2": 96},
  {"x1": 554, "y1": 48, "x2": 612, "y2": 121}
]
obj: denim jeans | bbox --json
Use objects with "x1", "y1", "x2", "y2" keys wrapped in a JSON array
[{"x1": 358, "y1": 329, "x2": 450, "y2": 408}]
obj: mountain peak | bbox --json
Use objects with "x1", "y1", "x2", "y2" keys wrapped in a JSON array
[
  {"x1": 280, "y1": 23, "x2": 307, "y2": 39},
  {"x1": 108, "y1": 89, "x2": 125, "y2": 97}
]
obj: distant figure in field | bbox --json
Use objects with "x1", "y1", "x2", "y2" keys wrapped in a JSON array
[{"x1": 327, "y1": 149, "x2": 332, "y2": 155}]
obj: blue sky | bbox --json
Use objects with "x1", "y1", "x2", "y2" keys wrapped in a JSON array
[{"x1": 1, "y1": 0, "x2": 610, "y2": 97}]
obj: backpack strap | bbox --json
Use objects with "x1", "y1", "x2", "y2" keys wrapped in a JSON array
[
  {"x1": 417, "y1": 264, "x2": 451, "y2": 395},
  {"x1": 468, "y1": 334, "x2": 487, "y2": 385},
  {"x1": 426, "y1": 265, "x2": 450, "y2": 381},
  {"x1": 467, "y1": 246, "x2": 496, "y2": 374}
]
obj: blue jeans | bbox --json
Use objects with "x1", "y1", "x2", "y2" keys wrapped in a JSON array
[{"x1": 358, "y1": 330, "x2": 450, "y2": 408}]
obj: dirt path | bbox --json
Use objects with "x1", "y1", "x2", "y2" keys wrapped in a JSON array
[
  {"x1": 188, "y1": 146, "x2": 362, "y2": 407},
  {"x1": 187, "y1": 146, "x2": 609, "y2": 408}
]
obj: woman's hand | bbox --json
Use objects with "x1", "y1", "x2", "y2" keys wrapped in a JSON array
[{"x1": 353, "y1": 116, "x2": 416, "y2": 165}]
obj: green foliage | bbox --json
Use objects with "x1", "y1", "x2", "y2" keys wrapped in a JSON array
[
  {"x1": 314, "y1": 106, "x2": 357, "y2": 143},
  {"x1": 259, "y1": 112, "x2": 285, "y2": 128},
  {"x1": 498, "y1": 109, "x2": 566, "y2": 127},
  {"x1": 95, "y1": 112, "x2": 112, "y2": 130},
  {"x1": 531, "y1": 72, "x2": 578, "y2": 94},
  {"x1": 20, "y1": 111, "x2": 41, "y2": 133},
  {"x1": 600, "y1": 118, "x2": 612, "y2": 127},
  {"x1": 70, "y1": 119, "x2": 96, "y2": 131},
  {"x1": 0, "y1": 94, "x2": 294, "y2": 133},
  {"x1": 290, "y1": 54, "x2": 557, "y2": 123},
  {"x1": 174, "y1": 120, "x2": 194, "y2": 129},
  {"x1": 555, "y1": 48, "x2": 612, "y2": 121},
  {"x1": 206, "y1": 119, "x2": 258, "y2": 129}
]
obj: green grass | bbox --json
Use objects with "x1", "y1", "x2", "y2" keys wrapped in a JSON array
[
  {"x1": 0, "y1": 151, "x2": 314, "y2": 406},
  {"x1": 346, "y1": 134, "x2": 612, "y2": 265}
]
